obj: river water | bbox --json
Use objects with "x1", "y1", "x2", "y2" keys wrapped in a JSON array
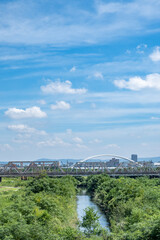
[{"x1": 77, "y1": 189, "x2": 110, "y2": 231}]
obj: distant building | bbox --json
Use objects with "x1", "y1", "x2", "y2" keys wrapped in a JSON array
[
  {"x1": 131, "y1": 154, "x2": 138, "y2": 162},
  {"x1": 74, "y1": 162, "x2": 106, "y2": 168},
  {"x1": 139, "y1": 161, "x2": 154, "y2": 167},
  {"x1": 106, "y1": 158, "x2": 119, "y2": 167},
  {"x1": 74, "y1": 158, "x2": 119, "y2": 168}
]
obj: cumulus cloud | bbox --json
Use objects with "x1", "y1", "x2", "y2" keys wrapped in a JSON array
[
  {"x1": 41, "y1": 80, "x2": 87, "y2": 94},
  {"x1": 8, "y1": 124, "x2": 46, "y2": 135},
  {"x1": 114, "y1": 73, "x2": 160, "y2": 91},
  {"x1": 149, "y1": 47, "x2": 160, "y2": 62},
  {"x1": 70, "y1": 66, "x2": 76, "y2": 72},
  {"x1": 51, "y1": 101, "x2": 70, "y2": 110},
  {"x1": 5, "y1": 106, "x2": 47, "y2": 119}
]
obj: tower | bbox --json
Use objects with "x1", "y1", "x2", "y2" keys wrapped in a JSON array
[{"x1": 131, "y1": 154, "x2": 138, "y2": 162}]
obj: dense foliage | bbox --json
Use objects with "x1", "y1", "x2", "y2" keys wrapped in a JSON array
[
  {"x1": 0, "y1": 176, "x2": 82, "y2": 240},
  {"x1": 1, "y1": 175, "x2": 159, "y2": 240},
  {"x1": 81, "y1": 207, "x2": 101, "y2": 237},
  {"x1": 86, "y1": 175, "x2": 160, "y2": 239}
]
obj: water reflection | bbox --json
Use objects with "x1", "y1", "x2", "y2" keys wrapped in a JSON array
[{"x1": 77, "y1": 189, "x2": 109, "y2": 231}]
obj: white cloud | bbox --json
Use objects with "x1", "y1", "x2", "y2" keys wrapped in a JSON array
[
  {"x1": 105, "y1": 144, "x2": 120, "y2": 149},
  {"x1": 37, "y1": 137, "x2": 70, "y2": 147},
  {"x1": 5, "y1": 106, "x2": 47, "y2": 119},
  {"x1": 149, "y1": 47, "x2": 160, "y2": 62},
  {"x1": 76, "y1": 143, "x2": 88, "y2": 149},
  {"x1": 114, "y1": 73, "x2": 160, "y2": 91},
  {"x1": 70, "y1": 66, "x2": 76, "y2": 72},
  {"x1": 41, "y1": 80, "x2": 87, "y2": 94},
  {"x1": 0, "y1": 0, "x2": 160, "y2": 46},
  {"x1": 94, "y1": 72, "x2": 104, "y2": 80},
  {"x1": 73, "y1": 137, "x2": 83, "y2": 144},
  {"x1": 8, "y1": 124, "x2": 46, "y2": 135},
  {"x1": 136, "y1": 44, "x2": 147, "y2": 49},
  {"x1": 51, "y1": 101, "x2": 70, "y2": 110},
  {"x1": 136, "y1": 44, "x2": 147, "y2": 54},
  {"x1": 89, "y1": 138, "x2": 101, "y2": 144},
  {"x1": 0, "y1": 54, "x2": 32, "y2": 61}
]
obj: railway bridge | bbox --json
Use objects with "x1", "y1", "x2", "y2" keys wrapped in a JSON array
[{"x1": 0, "y1": 154, "x2": 159, "y2": 179}]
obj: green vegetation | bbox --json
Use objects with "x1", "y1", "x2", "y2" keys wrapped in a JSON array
[
  {"x1": 1, "y1": 175, "x2": 159, "y2": 239},
  {"x1": 0, "y1": 176, "x2": 82, "y2": 240},
  {"x1": 80, "y1": 207, "x2": 109, "y2": 240},
  {"x1": 81, "y1": 207, "x2": 101, "y2": 237},
  {"x1": 86, "y1": 175, "x2": 160, "y2": 239}
]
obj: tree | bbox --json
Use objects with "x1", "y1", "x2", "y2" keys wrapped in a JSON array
[{"x1": 81, "y1": 207, "x2": 101, "y2": 237}]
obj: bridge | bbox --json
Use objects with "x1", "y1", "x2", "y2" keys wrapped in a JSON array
[{"x1": 0, "y1": 154, "x2": 159, "y2": 179}]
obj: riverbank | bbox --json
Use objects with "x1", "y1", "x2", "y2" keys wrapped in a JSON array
[{"x1": 86, "y1": 175, "x2": 160, "y2": 239}]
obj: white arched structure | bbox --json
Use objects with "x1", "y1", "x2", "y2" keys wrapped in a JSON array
[{"x1": 72, "y1": 154, "x2": 141, "y2": 167}]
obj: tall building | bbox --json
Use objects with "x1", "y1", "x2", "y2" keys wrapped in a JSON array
[{"x1": 131, "y1": 154, "x2": 138, "y2": 162}]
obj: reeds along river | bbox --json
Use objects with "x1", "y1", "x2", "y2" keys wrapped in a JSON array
[{"x1": 77, "y1": 188, "x2": 110, "y2": 231}]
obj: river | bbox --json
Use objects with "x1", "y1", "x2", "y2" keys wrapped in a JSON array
[{"x1": 77, "y1": 188, "x2": 110, "y2": 231}]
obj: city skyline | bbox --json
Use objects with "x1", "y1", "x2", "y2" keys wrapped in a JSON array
[{"x1": 0, "y1": 0, "x2": 160, "y2": 161}]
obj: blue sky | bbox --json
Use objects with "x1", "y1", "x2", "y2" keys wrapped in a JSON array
[{"x1": 0, "y1": 0, "x2": 160, "y2": 161}]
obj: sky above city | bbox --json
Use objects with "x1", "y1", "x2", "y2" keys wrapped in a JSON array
[{"x1": 0, "y1": 0, "x2": 160, "y2": 161}]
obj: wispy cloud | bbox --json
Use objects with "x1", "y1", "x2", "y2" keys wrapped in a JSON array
[
  {"x1": 0, "y1": 144, "x2": 12, "y2": 151},
  {"x1": 93, "y1": 72, "x2": 104, "y2": 80},
  {"x1": 37, "y1": 137, "x2": 70, "y2": 147},
  {"x1": 72, "y1": 137, "x2": 83, "y2": 144},
  {"x1": 37, "y1": 100, "x2": 46, "y2": 105},
  {"x1": 151, "y1": 116, "x2": 160, "y2": 120},
  {"x1": 0, "y1": 0, "x2": 160, "y2": 46},
  {"x1": 105, "y1": 144, "x2": 120, "y2": 149},
  {"x1": 8, "y1": 124, "x2": 46, "y2": 135},
  {"x1": 0, "y1": 54, "x2": 33, "y2": 61}
]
